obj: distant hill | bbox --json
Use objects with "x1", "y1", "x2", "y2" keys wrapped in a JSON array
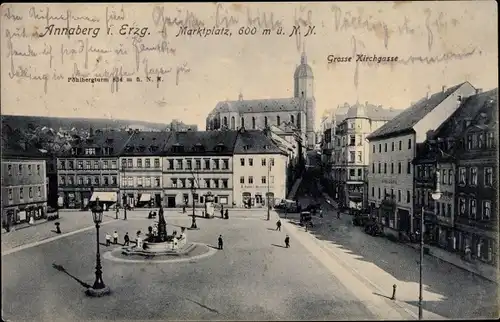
[{"x1": 1, "y1": 115, "x2": 170, "y2": 132}]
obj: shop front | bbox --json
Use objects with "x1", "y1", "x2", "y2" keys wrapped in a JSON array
[
  {"x1": 380, "y1": 199, "x2": 396, "y2": 230},
  {"x1": 242, "y1": 192, "x2": 252, "y2": 208},
  {"x1": 2, "y1": 202, "x2": 47, "y2": 229},
  {"x1": 397, "y1": 208, "x2": 411, "y2": 233}
]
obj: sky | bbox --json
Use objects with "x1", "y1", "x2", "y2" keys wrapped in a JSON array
[{"x1": 1, "y1": 2, "x2": 498, "y2": 130}]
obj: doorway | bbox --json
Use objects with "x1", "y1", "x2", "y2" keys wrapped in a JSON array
[{"x1": 166, "y1": 196, "x2": 176, "y2": 208}]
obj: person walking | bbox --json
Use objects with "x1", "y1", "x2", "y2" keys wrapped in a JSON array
[
  {"x1": 105, "y1": 232, "x2": 111, "y2": 246},
  {"x1": 276, "y1": 219, "x2": 282, "y2": 231},
  {"x1": 124, "y1": 232, "x2": 130, "y2": 246},
  {"x1": 220, "y1": 208, "x2": 224, "y2": 218},
  {"x1": 224, "y1": 209, "x2": 229, "y2": 219},
  {"x1": 113, "y1": 231, "x2": 119, "y2": 244},
  {"x1": 218, "y1": 235, "x2": 223, "y2": 250},
  {"x1": 284, "y1": 235, "x2": 290, "y2": 248}
]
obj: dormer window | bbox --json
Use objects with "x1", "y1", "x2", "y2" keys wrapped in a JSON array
[
  {"x1": 243, "y1": 145, "x2": 251, "y2": 150},
  {"x1": 125, "y1": 145, "x2": 134, "y2": 153},
  {"x1": 194, "y1": 143, "x2": 205, "y2": 152},
  {"x1": 150, "y1": 145, "x2": 159, "y2": 153},
  {"x1": 215, "y1": 143, "x2": 225, "y2": 152},
  {"x1": 138, "y1": 145, "x2": 146, "y2": 152},
  {"x1": 172, "y1": 144, "x2": 184, "y2": 153}
]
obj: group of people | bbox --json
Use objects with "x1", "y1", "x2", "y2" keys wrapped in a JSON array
[
  {"x1": 105, "y1": 231, "x2": 129, "y2": 246},
  {"x1": 275, "y1": 219, "x2": 290, "y2": 248}
]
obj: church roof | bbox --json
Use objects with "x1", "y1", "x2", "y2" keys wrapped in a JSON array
[{"x1": 214, "y1": 97, "x2": 308, "y2": 114}]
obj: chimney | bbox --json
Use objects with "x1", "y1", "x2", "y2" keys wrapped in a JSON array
[
  {"x1": 476, "y1": 88, "x2": 483, "y2": 94},
  {"x1": 426, "y1": 92, "x2": 429, "y2": 99},
  {"x1": 442, "y1": 85, "x2": 446, "y2": 93}
]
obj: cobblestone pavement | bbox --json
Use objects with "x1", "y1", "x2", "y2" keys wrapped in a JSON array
[
  {"x1": 2, "y1": 215, "x2": 376, "y2": 321},
  {"x1": 286, "y1": 178, "x2": 498, "y2": 319}
]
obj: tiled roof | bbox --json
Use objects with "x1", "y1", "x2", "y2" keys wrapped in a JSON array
[
  {"x1": 214, "y1": 97, "x2": 309, "y2": 114},
  {"x1": 1, "y1": 126, "x2": 46, "y2": 158},
  {"x1": 70, "y1": 130, "x2": 134, "y2": 156},
  {"x1": 164, "y1": 130, "x2": 239, "y2": 155},
  {"x1": 233, "y1": 130, "x2": 286, "y2": 155},
  {"x1": 121, "y1": 131, "x2": 172, "y2": 156},
  {"x1": 367, "y1": 82, "x2": 468, "y2": 140}
]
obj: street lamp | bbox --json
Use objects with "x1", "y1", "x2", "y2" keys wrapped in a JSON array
[
  {"x1": 418, "y1": 168, "x2": 442, "y2": 319},
  {"x1": 267, "y1": 162, "x2": 272, "y2": 221},
  {"x1": 86, "y1": 197, "x2": 111, "y2": 297},
  {"x1": 121, "y1": 164, "x2": 127, "y2": 220}
]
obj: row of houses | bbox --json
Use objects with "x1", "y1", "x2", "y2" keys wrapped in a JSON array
[
  {"x1": 2, "y1": 127, "x2": 304, "y2": 227},
  {"x1": 321, "y1": 82, "x2": 498, "y2": 278}
]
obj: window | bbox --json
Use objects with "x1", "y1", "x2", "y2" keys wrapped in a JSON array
[
  {"x1": 168, "y1": 160, "x2": 174, "y2": 170},
  {"x1": 372, "y1": 187, "x2": 375, "y2": 197},
  {"x1": 358, "y1": 169, "x2": 362, "y2": 176},
  {"x1": 270, "y1": 158, "x2": 275, "y2": 166},
  {"x1": 470, "y1": 167, "x2": 478, "y2": 185},
  {"x1": 378, "y1": 163, "x2": 381, "y2": 173},
  {"x1": 466, "y1": 135, "x2": 473, "y2": 150},
  {"x1": 262, "y1": 176, "x2": 266, "y2": 184},
  {"x1": 458, "y1": 197, "x2": 466, "y2": 216},
  {"x1": 240, "y1": 176, "x2": 245, "y2": 184},
  {"x1": 384, "y1": 163, "x2": 387, "y2": 174},
  {"x1": 249, "y1": 158, "x2": 253, "y2": 166},
  {"x1": 111, "y1": 160, "x2": 117, "y2": 169},
  {"x1": 384, "y1": 143, "x2": 387, "y2": 152},
  {"x1": 264, "y1": 116, "x2": 268, "y2": 127},
  {"x1": 137, "y1": 177, "x2": 143, "y2": 187},
  {"x1": 372, "y1": 145, "x2": 375, "y2": 153},
  {"x1": 179, "y1": 178, "x2": 186, "y2": 188},
  {"x1": 155, "y1": 177, "x2": 160, "y2": 187},
  {"x1": 447, "y1": 204, "x2": 451, "y2": 217},
  {"x1": 399, "y1": 140, "x2": 402, "y2": 150},
  {"x1": 153, "y1": 158, "x2": 160, "y2": 168},
  {"x1": 441, "y1": 203, "x2": 446, "y2": 216},
  {"x1": 459, "y1": 167, "x2": 466, "y2": 185},
  {"x1": 37, "y1": 186, "x2": 41, "y2": 197},
  {"x1": 7, "y1": 165, "x2": 12, "y2": 176},
  {"x1": 372, "y1": 163, "x2": 375, "y2": 173},
  {"x1": 60, "y1": 176, "x2": 65, "y2": 185},
  {"x1": 137, "y1": 159, "x2": 143, "y2": 168},
  {"x1": 398, "y1": 162, "x2": 402, "y2": 174},
  {"x1": 222, "y1": 179, "x2": 228, "y2": 188},
  {"x1": 349, "y1": 169, "x2": 355, "y2": 177},
  {"x1": 357, "y1": 152, "x2": 362, "y2": 162},
  {"x1": 59, "y1": 161, "x2": 65, "y2": 170},
  {"x1": 104, "y1": 177, "x2": 109, "y2": 185},
  {"x1": 349, "y1": 152, "x2": 355, "y2": 162},
  {"x1": 127, "y1": 159, "x2": 133, "y2": 167},
  {"x1": 213, "y1": 179, "x2": 220, "y2": 188},
  {"x1": 290, "y1": 115, "x2": 294, "y2": 124},
  {"x1": 171, "y1": 179, "x2": 178, "y2": 188},
  {"x1": 230, "y1": 116, "x2": 235, "y2": 130},
  {"x1": 482, "y1": 200, "x2": 491, "y2": 220},
  {"x1": 86, "y1": 177, "x2": 92, "y2": 185},
  {"x1": 145, "y1": 159, "x2": 151, "y2": 168},
  {"x1": 391, "y1": 142, "x2": 395, "y2": 151},
  {"x1": 448, "y1": 170, "x2": 453, "y2": 184},
  {"x1": 357, "y1": 135, "x2": 363, "y2": 146},
  {"x1": 204, "y1": 159, "x2": 210, "y2": 170},
  {"x1": 248, "y1": 176, "x2": 253, "y2": 184},
  {"x1": 18, "y1": 164, "x2": 22, "y2": 175},
  {"x1": 27, "y1": 164, "x2": 32, "y2": 175},
  {"x1": 195, "y1": 159, "x2": 201, "y2": 170},
  {"x1": 408, "y1": 138, "x2": 412, "y2": 149},
  {"x1": 486, "y1": 132, "x2": 494, "y2": 148},
  {"x1": 68, "y1": 176, "x2": 74, "y2": 185},
  {"x1": 176, "y1": 159, "x2": 183, "y2": 170},
  {"x1": 93, "y1": 160, "x2": 98, "y2": 169},
  {"x1": 186, "y1": 159, "x2": 192, "y2": 170},
  {"x1": 441, "y1": 169, "x2": 447, "y2": 184},
  {"x1": 406, "y1": 190, "x2": 410, "y2": 203},
  {"x1": 478, "y1": 133, "x2": 484, "y2": 148},
  {"x1": 213, "y1": 159, "x2": 220, "y2": 170},
  {"x1": 470, "y1": 199, "x2": 476, "y2": 218},
  {"x1": 252, "y1": 117, "x2": 256, "y2": 129},
  {"x1": 94, "y1": 177, "x2": 99, "y2": 185},
  {"x1": 28, "y1": 187, "x2": 33, "y2": 198},
  {"x1": 262, "y1": 158, "x2": 266, "y2": 166},
  {"x1": 349, "y1": 135, "x2": 355, "y2": 146},
  {"x1": 8, "y1": 188, "x2": 13, "y2": 200},
  {"x1": 276, "y1": 116, "x2": 280, "y2": 126},
  {"x1": 398, "y1": 190, "x2": 401, "y2": 202},
  {"x1": 407, "y1": 161, "x2": 411, "y2": 174},
  {"x1": 391, "y1": 188, "x2": 394, "y2": 198},
  {"x1": 391, "y1": 163, "x2": 394, "y2": 174},
  {"x1": 223, "y1": 116, "x2": 228, "y2": 127},
  {"x1": 378, "y1": 188, "x2": 381, "y2": 198},
  {"x1": 378, "y1": 144, "x2": 381, "y2": 153},
  {"x1": 78, "y1": 177, "x2": 83, "y2": 185},
  {"x1": 484, "y1": 167, "x2": 493, "y2": 186},
  {"x1": 240, "y1": 158, "x2": 245, "y2": 166}
]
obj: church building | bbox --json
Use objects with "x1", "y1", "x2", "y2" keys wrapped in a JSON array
[{"x1": 206, "y1": 51, "x2": 316, "y2": 150}]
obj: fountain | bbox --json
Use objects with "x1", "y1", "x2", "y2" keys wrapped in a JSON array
[{"x1": 121, "y1": 207, "x2": 196, "y2": 257}]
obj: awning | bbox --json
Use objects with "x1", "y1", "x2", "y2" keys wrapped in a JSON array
[
  {"x1": 139, "y1": 194, "x2": 151, "y2": 202},
  {"x1": 349, "y1": 193, "x2": 363, "y2": 202},
  {"x1": 90, "y1": 192, "x2": 117, "y2": 202}
]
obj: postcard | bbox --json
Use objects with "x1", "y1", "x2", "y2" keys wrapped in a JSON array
[{"x1": 1, "y1": 2, "x2": 498, "y2": 321}]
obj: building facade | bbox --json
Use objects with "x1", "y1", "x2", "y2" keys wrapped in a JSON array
[
  {"x1": 206, "y1": 51, "x2": 316, "y2": 149},
  {"x1": 119, "y1": 131, "x2": 171, "y2": 208},
  {"x1": 326, "y1": 102, "x2": 400, "y2": 208},
  {"x1": 2, "y1": 155, "x2": 48, "y2": 226},
  {"x1": 233, "y1": 130, "x2": 288, "y2": 208},
  {"x1": 162, "y1": 130, "x2": 239, "y2": 208},
  {"x1": 367, "y1": 82, "x2": 477, "y2": 236},
  {"x1": 57, "y1": 131, "x2": 133, "y2": 209}
]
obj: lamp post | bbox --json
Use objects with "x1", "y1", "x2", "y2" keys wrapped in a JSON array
[
  {"x1": 86, "y1": 197, "x2": 110, "y2": 297},
  {"x1": 418, "y1": 167, "x2": 442, "y2": 319},
  {"x1": 121, "y1": 163, "x2": 127, "y2": 220}
]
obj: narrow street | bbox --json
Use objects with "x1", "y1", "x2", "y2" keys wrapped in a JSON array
[{"x1": 279, "y1": 171, "x2": 497, "y2": 319}]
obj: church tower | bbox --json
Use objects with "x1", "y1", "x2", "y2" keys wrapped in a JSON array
[{"x1": 293, "y1": 48, "x2": 316, "y2": 149}]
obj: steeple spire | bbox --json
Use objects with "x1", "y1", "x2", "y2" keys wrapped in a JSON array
[{"x1": 301, "y1": 40, "x2": 307, "y2": 64}]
